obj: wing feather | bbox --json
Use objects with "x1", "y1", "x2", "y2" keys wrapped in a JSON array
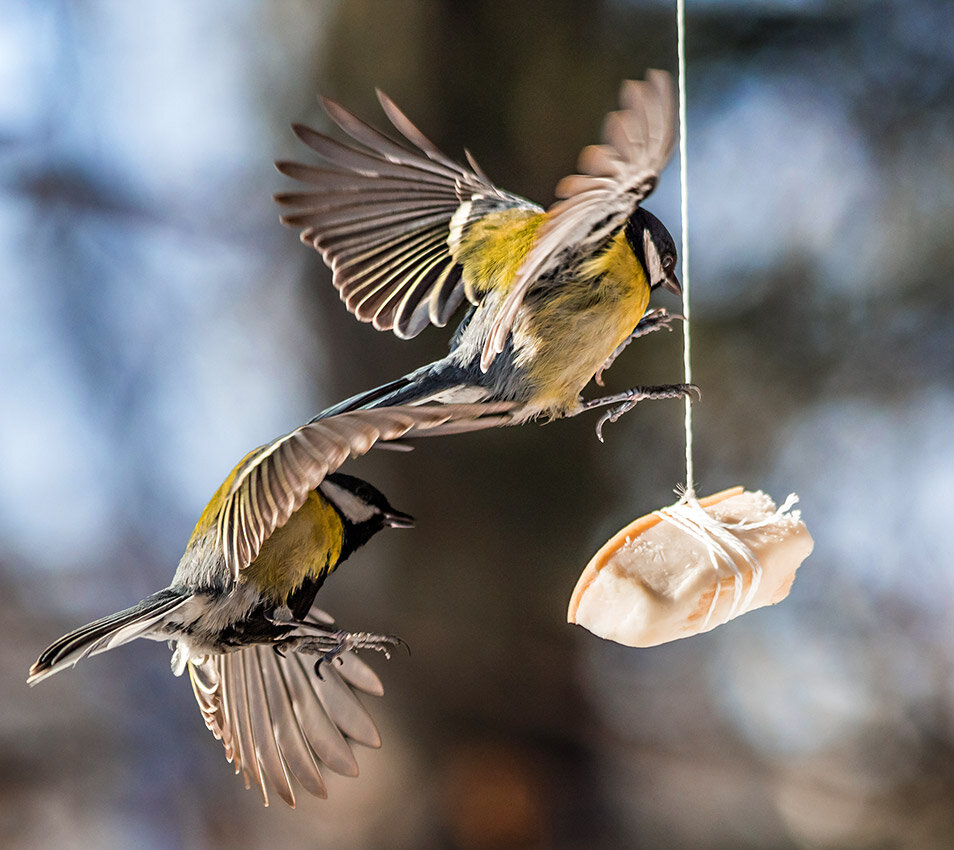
[
  {"x1": 212, "y1": 404, "x2": 518, "y2": 578},
  {"x1": 349, "y1": 244, "x2": 451, "y2": 322},
  {"x1": 312, "y1": 662, "x2": 381, "y2": 748},
  {"x1": 258, "y1": 649, "x2": 329, "y2": 799},
  {"x1": 344, "y1": 236, "x2": 446, "y2": 305},
  {"x1": 232, "y1": 651, "x2": 267, "y2": 797},
  {"x1": 245, "y1": 647, "x2": 296, "y2": 807},
  {"x1": 277, "y1": 93, "x2": 538, "y2": 338},
  {"x1": 286, "y1": 654, "x2": 360, "y2": 776},
  {"x1": 187, "y1": 638, "x2": 386, "y2": 807},
  {"x1": 334, "y1": 652, "x2": 385, "y2": 697},
  {"x1": 481, "y1": 70, "x2": 676, "y2": 371}
]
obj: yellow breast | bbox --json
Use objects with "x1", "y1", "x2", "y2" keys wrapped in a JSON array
[
  {"x1": 239, "y1": 491, "x2": 344, "y2": 605},
  {"x1": 526, "y1": 228, "x2": 651, "y2": 413}
]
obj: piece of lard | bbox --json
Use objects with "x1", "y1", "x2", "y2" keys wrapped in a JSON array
[{"x1": 568, "y1": 488, "x2": 814, "y2": 647}]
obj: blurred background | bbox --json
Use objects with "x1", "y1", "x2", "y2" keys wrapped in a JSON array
[{"x1": 2, "y1": 0, "x2": 953, "y2": 847}]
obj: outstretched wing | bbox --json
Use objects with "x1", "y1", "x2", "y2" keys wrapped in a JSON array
[
  {"x1": 481, "y1": 71, "x2": 677, "y2": 371},
  {"x1": 276, "y1": 91, "x2": 538, "y2": 339},
  {"x1": 214, "y1": 403, "x2": 518, "y2": 579},
  {"x1": 188, "y1": 609, "x2": 385, "y2": 808}
]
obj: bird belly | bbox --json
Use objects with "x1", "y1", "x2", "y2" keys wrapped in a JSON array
[
  {"x1": 156, "y1": 583, "x2": 267, "y2": 673},
  {"x1": 522, "y1": 267, "x2": 651, "y2": 416}
]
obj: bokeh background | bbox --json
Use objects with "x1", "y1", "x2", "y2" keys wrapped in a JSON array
[{"x1": 3, "y1": 1, "x2": 953, "y2": 847}]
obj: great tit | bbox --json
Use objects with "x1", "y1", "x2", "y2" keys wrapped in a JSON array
[
  {"x1": 276, "y1": 71, "x2": 693, "y2": 437},
  {"x1": 28, "y1": 403, "x2": 513, "y2": 806}
]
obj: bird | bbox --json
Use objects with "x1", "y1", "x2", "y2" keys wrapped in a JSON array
[
  {"x1": 28, "y1": 403, "x2": 516, "y2": 807},
  {"x1": 275, "y1": 70, "x2": 694, "y2": 439}
]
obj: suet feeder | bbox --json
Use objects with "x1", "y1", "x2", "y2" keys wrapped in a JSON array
[
  {"x1": 568, "y1": 7, "x2": 813, "y2": 646},
  {"x1": 568, "y1": 487, "x2": 813, "y2": 646}
]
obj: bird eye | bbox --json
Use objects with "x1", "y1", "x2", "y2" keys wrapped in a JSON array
[{"x1": 662, "y1": 254, "x2": 675, "y2": 271}]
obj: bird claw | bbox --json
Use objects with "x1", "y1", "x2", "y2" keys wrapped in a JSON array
[
  {"x1": 314, "y1": 649, "x2": 346, "y2": 679},
  {"x1": 312, "y1": 631, "x2": 408, "y2": 677},
  {"x1": 583, "y1": 383, "x2": 700, "y2": 442},
  {"x1": 595, "y1": 402, "x2": 637, "y2": 442}
]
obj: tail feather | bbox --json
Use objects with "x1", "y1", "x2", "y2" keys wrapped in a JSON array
[
  {"x1": 313, "y1": 360, "x2": 481, "y2": 421},
  {"x1": 315, "y1": 374, "x2": 417, "y2": 419},
  {"x1": 28, "y1": 588, "x2": 189, "y2": 685}
]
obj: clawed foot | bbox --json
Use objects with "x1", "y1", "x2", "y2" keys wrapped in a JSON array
[
  {"x1": 593, "y1": 403, "x2": 636, "y2": 443},
  {"x1": 309, "y1": 631, "x2": 408, "y2": 677},
  {"x1": 581, "y1": 383, "x2": 700, "y2": 442},
  {"x1": 595, "y1": 309, "x2": 683, "y2": 386},
  {"x1": 272, "y1": 624, "x2": 408, "y2": 674}
]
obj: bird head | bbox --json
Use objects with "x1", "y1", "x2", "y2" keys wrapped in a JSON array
[
  {"x1": 625, "y1": 208, "x2": 681, "y2": 296},
  {"x1": 319, "y1": 472, "x2": 415, "y2": 542}
]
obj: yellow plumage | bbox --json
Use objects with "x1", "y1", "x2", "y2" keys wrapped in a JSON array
[
  {"x1": 185, "y1": 449, "x2": 257, "y2": 548},
  {"x1": 523, "y1": 228, "x2": 651, "y2": 415},
  {"x1": 183, "y1": 451, "x2": 346, "y2": 605},
  {"x1": 241, "y1": 491, "x2": 344, "y2": 604},
  {"x1": 455, "y1": 212, "x2": 652, "y2": 417},
  {"x1": 457, "y1": 209, "x2": 543, "y2": 300}
]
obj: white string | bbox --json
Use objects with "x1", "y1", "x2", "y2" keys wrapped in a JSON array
[
  {"x1": 654, "y1": 494, "x2": 800, "y2": 628},
  {"x1": 676, "y1": 0, "x2": 694, "y2": 498}
]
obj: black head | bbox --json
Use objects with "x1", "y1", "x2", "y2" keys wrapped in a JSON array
[
  {"x1": 318, "y1": 472, "x2": 415, "y2": 557},
  {"x1": 625, "y1": 208, "x2": 680, "y2": 295}
]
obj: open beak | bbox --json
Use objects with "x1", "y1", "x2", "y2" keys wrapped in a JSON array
[{"x1": 384, "y1": 508, "x2": 415, "y2": 529}]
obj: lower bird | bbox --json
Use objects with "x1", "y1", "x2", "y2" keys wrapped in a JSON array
[
  {"x1": 275, "y1": 71, "x2": 695, "y2": 438},
  {"x1": 29, "y1": 403, "x2": 514, "y2": 807}
]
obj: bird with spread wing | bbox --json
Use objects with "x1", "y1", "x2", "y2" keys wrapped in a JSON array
[
  {"x1": 29, "y1": 403, "x2": 517, "y2": 807},
  {"x1": 277, "y1": 70, "x2": 694, "y2": 439}
]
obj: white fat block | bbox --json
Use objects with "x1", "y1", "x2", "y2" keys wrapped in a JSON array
[{"x1": 568, "y1": 487, "x2": 813, "y2": 647}]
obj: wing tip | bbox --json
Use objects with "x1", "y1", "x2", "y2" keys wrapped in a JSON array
[
  {"x1": 374, "y1": 87, "x2": 394, "y2": 111},
  {"x1": 290, "y1": 122, "x2": 314, "y2": 142}
]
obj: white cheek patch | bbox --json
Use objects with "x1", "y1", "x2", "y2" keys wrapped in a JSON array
[
  {"x1": 643, "y1": 228, "x2": 663, "y2": 285},
  {"x1": 318, "y1": 480, "x2": 377, "y2": 524}
]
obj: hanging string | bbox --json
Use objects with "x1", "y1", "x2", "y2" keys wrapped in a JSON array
[{"x1": 676, "y1": 0, "x2": 695, "y2": 498}]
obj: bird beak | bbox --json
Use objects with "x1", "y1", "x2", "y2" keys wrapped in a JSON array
[
  {"x1": 663, "y1": 272, "x2": 681, "y2": 296},
  {"x1": 384, "y1": 509, "x2": 415, "y2": 529}
]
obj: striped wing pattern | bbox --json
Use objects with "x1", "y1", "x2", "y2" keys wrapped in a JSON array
[
  {"x1": 482, "y1": 71, "x2": 677, "y2": 370},
  {"x1": 188, "y1": 611, "x2": 385, "y2": 807},
  {"x1": 215, "y1": 404, "x2": 518, "y2": 579},
  {"x1": 276, "y1": 91, "x2": 537, "y2": 338}
]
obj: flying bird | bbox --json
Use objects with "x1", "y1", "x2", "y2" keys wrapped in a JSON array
[
  {"x1": 276, "y1": 71, "x2": 693, "y2": 438},
  {"x1": 29, "y1": 403, "x2": 516, "y2": 806}
]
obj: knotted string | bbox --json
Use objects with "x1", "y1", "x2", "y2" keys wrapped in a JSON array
[{"x1": 655, "y1": 493, "x2": 802, "y2": 628}]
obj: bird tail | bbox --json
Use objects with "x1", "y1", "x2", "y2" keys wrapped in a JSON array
[
  {"x1": 314, "y1": 359, "x2": 485, "y2": 421},
  {"x1": 316, "y1": 374, "x2": 421, "y2": 419},
  {"x1": 187, "y1": 608, "x2": 384, "y2": 807},
  {"x1": 28, "y1": 588, "x2": 190, "y2": 685}
]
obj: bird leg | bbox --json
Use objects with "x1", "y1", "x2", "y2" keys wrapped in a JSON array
[
  {"x1": 313, "y1": 631, "x2": 408, "y2": 677},
  {"x1": 580, "y1": 383, "x2": 699, "y2": 442},
  {"x1": 276, "y1": 623, "x2": 407, "y2": 674},
  {"x1": 595, "y1": 308, "x2": 682, "y2": 386}
]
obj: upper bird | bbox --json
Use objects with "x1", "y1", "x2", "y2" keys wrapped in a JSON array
[
  {"x1": 276, "y1": 71, "x2": 692, "y2": 436},
  {"x1": 29, "y1": 403, "x2": 515, "y2": 807}
]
